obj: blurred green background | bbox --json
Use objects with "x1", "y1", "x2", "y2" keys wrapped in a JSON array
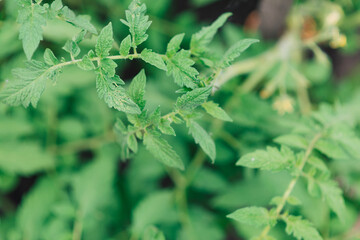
[{"x1": 0, "y1": 0, "x2": 360, "y2": 239}]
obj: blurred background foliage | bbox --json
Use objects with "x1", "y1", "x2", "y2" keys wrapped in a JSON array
[{"x1": 0, "y1": 0, "x2": 360, "y2": 239}]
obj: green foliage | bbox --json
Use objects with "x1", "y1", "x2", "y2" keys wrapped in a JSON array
[{"x1": 0, "y1": 0, "x2": 360, "y2": 239}]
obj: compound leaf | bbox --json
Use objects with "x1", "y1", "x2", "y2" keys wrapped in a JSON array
[{"x1": 18, "y1": 3, "x2": 46, "y2": 60}]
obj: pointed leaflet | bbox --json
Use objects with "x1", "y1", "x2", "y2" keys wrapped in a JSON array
[
  {"x1": 128, "y1": 70, "x2": 146, "y2": 110},
  {"x1": 166, "y1": 33, "x2": 185, "y2": 57},
  {"x1": 120, "y1": 0, "x2": 151, "y2": 47},
  {"x1": 18, "y1": 3, "x2": 46, "y2": 60},
  {"x1": 120, "y1": 35, "x2": 132, "y2": 56},
  {"x1": 96, "y1": 60, "x2": 140, "y2": 114},
  {"x1": 190, "y1": 12, "x2": 232, "y2": 55},
  {"x1": 95, "y1": 23, "x2": 114, "y2": 57},
  {"x1": 187, "y1": 120, "x2": 216, "y2": 162},
  {"x1": 318, "y1": 180, "x2": 346, "y2": 222},
  {"x1": 284, "y1": 216, "x2": 322, "y2": 240},
  {"x1": 43, "y1": 49, "x2": 59, "y2": 66},
  {"x1": 59, "y1": 6, "x2": 97, "y2": 34},
  {"x1": 175, "y1": 86, "x2": 212, "y2": 111},
  {"x1": 220, "y1": 39, "x2": 259, "y2": 68},
  {"x1": 140, "y1": 49, "x2": 167, "y2": 71},
  {"x1": 0, "y1": 60, "x2": 58, "y2": 107},
  {"x1": 202, "y1": 101, "x2": 232, "y2": 121},
  {"x1": 166, "y1": 50, "x2": 199, "y2": 89},
  {"x1": 227, "y1": 207, "x2": 271, "y2": 227},
  {"x1": 236, "y1": 146, "x2": 295, "y2": 171},
  {"x1": 143, "y1": 131, "x2": 184, "y2": 170}
]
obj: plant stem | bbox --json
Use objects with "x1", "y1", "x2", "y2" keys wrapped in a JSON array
[{"x1": 258, "y1": 132, "x2": 323, "y2": 239}]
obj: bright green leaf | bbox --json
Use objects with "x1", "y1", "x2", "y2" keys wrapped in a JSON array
[
  {"x1": 140, "y1": 49, "x2": 167, "y2": 71},
  {"x1": 175, "y1": 86, "x2": 212, "y2": 111},
  {"x1": 227, "y1": 207, "x2": 270, "y2": 227},
  {"x1": 95, "y1": 22, "x2": 113, "y2": 57},
  {"x1": 284, "y1": 215, "x2": 322, "y2": 240},
  {"x1": 202, "y1": 101, "x2": 232, "y2": 122},
  {"x1": 143, "y1": 131, "x2": 184, "y2": 170}
]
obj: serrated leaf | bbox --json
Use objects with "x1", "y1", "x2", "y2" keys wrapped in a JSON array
[
  {"x1": 202, "y1": 101, "x2": 232, "y2": 121},
  {"x1": 190, "y1": 12, "x2": 232, "y2": 55},
  {"x1": 95, "y1": 22, "x2": 113, "y2": 57},
  {"x1": 127, "y1": 134, "x2": 138, "y2": 153},
  {"x1": 318, "y1": 180, "x2": 346, "y2": 222},
  {"x1": 63, "y1": 40, "x2": 80, "y2": 57},
  {"x1": 158, "y1": 118, "x2": 176, "y2": 136},
  {"x1": 166, "y1": 33, "x2": 185, "y2": 57},
  {"x1": 0, "y1": 60, "x2": 57, "y2": 107},
  {"x1": 43, "y1": 49, "x2": 59, "y2": 66},
  {"x1": 187, "y1": 120, "x2": 216, "y2": 162},
  {"x1": 140, "y1": 49, "x2": 167, "y2": 71},
  {"x1": 227, "y1": 207, "x2": 270, "y2": 227},
  {"x1": 0, "y1": 142, "x2": 54, "y2": 175},
  {"x1": 220, "y1": 39, "x2": 259, "y2": 67},
  {"x1": 18, "y1": 3, "x2": 46, "y2": 60},
  {"x1": 121, "y1": 0, "x2": 151, "y2": 47},
  {"x1": 236, "y1": 146, "x2": 295, "y2": 171},
  {"x1": 166, "y1": 50, "x2": 199, "y2": 89},
  {"x1": 120, "y1": 35, "x2": 132, "y2": 56},
  {"x1": 175, "y1": 86, "x2": 212, "y2": 111},
  {"x1": 77, "y1": 55, "x2": 95, "y2": 70},
  {"x1": 128, "y1": 69, "x2": 146, "y2": 110},
  {"x1": 60, "y1": 6, "x2": 97, "y2": 34},
  {"x1": 143, "y1": 131, "x2": 184, "y2": 170},
  {"x1": 284, "y1": 216, "x2": 322, "y2": 240},
  {"x1": 96, "y1": 61, "x2": 140, "y2": 114}
]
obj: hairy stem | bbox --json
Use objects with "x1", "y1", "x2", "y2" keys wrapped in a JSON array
[{"x1": 258, "y1": 132, "x2": 323, "y2": 239}]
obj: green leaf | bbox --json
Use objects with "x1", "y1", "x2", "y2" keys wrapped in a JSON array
[
  {"x1": 127, "y1": 134, "x2": 138, "y2": 153},
  {"x1": 187, "y1": 120, "x2": 216, "y2": 162},
  {"x1": 176, "y1": 86, "x2": 212, "y2": 111},
  {"x1": 236, "y1": 146, "x2": 295, "y2": 171},
  {"x1": 220, "y1": 39, "x2": 259, "y2": 67},
  {"x1": 18, "y1": 3, "x2": 46, "y2": 59},
  {"x1": 0, "y1": 142, "x2": 54, "y2": 175},
  {"x1": 140, "y1": 49, "x2": 167, "y2": 71},
  {"x1": 227, "y1": 207, "x2": 270, "y2": 227},
  {"x1": 60, "y1": 6, "x2": 97, "y2": 34},
  {"x1": 166, "y1": 50, "x2": 199, "y2": 89},
  {"x1": 202, "y1": 101, "x2": 232, "y2": 122},
  {"x1": 43, "y1": 48, "x2": 59, "y2": 66},
  {"x1": 275, "y1": 134, "x2": 308, "y2": 149},
  {"x1": 142, "y1": 226, "x2": 166, "y2": 240},
  {"x1": 132, "y1": 191, "x2": 177, "y2": 235},
  {"x1": 166, "y1": 33, "x2": 185, "y2": 57},
  {"x1": 0, "y1": 60, "x2": 57, "y2": 107},
  {"x1": 73, "y1": 153, "x2": 116, "y2": 217},
  {"x1": 96, "y1": 60, "x2": 140, "y2": 114},
  {"x1": 95, "y1": 22, "x2": 113, "y2": 57},
  {"x1": 128, "y1": 69, "x2": 146, "y2": 110},
  {"x1": 121, "y1": 0, "x2": 152, "y2": 47},
  {"x1": 17, "y1": 178, "x2": 60, "y2": 240},
  {"x1": 51, "y1": 0, "x2": 63, "y2": 11},
  {"x1": 120, "y1": 35, "x2": 132, "y2": 56},
  {"x1": 63, "y1": 40, "x2": 80, "y2": 57},
  {"x1": 77, "y1": 55, "x2": 95, "y2": 70},
  {"x1": 318, "y1": 180, "x2": 346, "y2": 222},
  {"x1": 143, "y1": 131, "x2": 184, "y2": 170},
  {"x1": 284, "y1": 216, "x2": 322, "y2": 240},
  {"x1": 158, "y1": 118, "x2": 176, "y2": 136},
  {"x1": 190, "y1": 12, "x2": 232, "y2": 55}
]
